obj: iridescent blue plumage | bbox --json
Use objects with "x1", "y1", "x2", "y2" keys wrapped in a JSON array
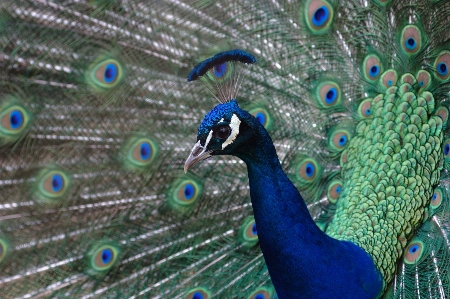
[{"x1": 186, "y1": 68, "x2": 384, "y2": 297}]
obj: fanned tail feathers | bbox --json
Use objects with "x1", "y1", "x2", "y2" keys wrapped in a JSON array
[{"x1": 0, "y1": 0, "x2": 450, "y2": 298}]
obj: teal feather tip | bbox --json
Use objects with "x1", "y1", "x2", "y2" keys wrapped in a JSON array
[
  {"x1": 435, "y1": 106, "x2": 449, "y2": 129},
  {"x1": 327, "y1": 179, "x2": 342, "y2": 204},
  {"x1": 87, "y1": 57, "x2": 124, "y2": 90},
  {"x1": 357, "y1": 98, "x2": 373, "y2": 119},
  {"x1": 304, "y1": 0, "x2": 335, "y2": 34},
  {"x1": 0, "y1": 238, "x2": 9, "y2": 263},
  {"x1": 33, "y1": 168, "x2": 72, "y2": 203},
  {"x1": 166, "y1": 177, "x2": 203, "y2": 211},
  {"x1": 430, "y1": 187, "x2": 444, "y2": 211},
  {"x1": 362, "y1": 54, "x2": 383, "y2": 82},
  {"x1": 244, "y1": 100, "x2": 273, "y2": 130},
  {"x1": 400, "y1": 25, "x2": 423, "y2": 56},
  {"x1": 294, "y1": 155, "x2": 323, "y2": 187},
  {"x1": 237, "y1": 216, "x2": 259, "y2": 247},
  {"x1": 404, "y1": 239, "x2": 425, "y2": 265},
  {"x1": 434, "y1": 51, "x2": 450, "y2": 81},
  {"x1": 443, "y1": 139, "x2": 450, "y2": 167},
  {"x1": 399, "y1": 73, "x2": 416, "y2": 86},
  {"x1": 0, "y1": 97, "x2": 32, "y2": 144},
  {"x1": 339, "y1": 149, "x2": 348, "y2": 167},
  {"x1": 315, "y1": 81, "x2": 342, "y2": 110},
  {"x1": 249, "y1": 107, "x2": 273, "y2": 130},
  {"x1": 416, "y1": 70, "x2": 432, "y2": 90},
  {"x1": 327, "y1": 127, "x2": 352, "y2": 153},
  {"x1": 379, "y1": 69, "x2": 398, "y2": 90},
  {"x1": 185, "y1": 287, "x2": 211, "y2": 299},
  {"x1": 122, "y1": 136, "x2": 159, "y2": 169},
  {"x1": 247, "y1": 286, "x2": 275, "y2": 299},
  {"x1": 85, "y1": 242, "x2": 121, "y2": 276}
]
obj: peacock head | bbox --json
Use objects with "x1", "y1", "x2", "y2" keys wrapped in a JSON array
[
  {"x1": 184, "y1": 49, "x2": 258, "y2": 173},
  {"x1": 184, "y1": 99, "x2": 259, "y2": 172}
]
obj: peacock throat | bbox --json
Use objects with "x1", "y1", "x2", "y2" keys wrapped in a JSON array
[{"x1": 326, "y1": 71, "x2": 445, "y2": 286}]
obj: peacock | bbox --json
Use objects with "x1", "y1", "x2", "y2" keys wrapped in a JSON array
[{"x1": 1, "y1": 0, "x2": 450, "y2": 298}]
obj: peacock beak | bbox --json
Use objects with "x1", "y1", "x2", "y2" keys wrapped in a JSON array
[{"x1": 184, "y1": 140, "x2": 212, "y2": 173}]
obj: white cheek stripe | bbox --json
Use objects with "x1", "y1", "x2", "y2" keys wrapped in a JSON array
[
  {"x1": 204, "y1": 130, "x2": 214, "y2": 148},
  {"x1": 222, "y1": 114, "x2": 241, "y2": 149}
]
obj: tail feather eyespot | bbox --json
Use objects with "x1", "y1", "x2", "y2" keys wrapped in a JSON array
[
  {"x1": 404, "y1": 240, "x2": 424, "y2": 264},
  {"x1": 305, "y1": 0, "x2": 334, "y2": 34},
  {"x1": 363, "y1": 54, "x2": 383, "y2": 82},
  {"x1": 87, "y1": 58, "x2": 124, "y2": 90},
  {"x1": 186, "y1": 287, "x2": 211, "y2": 299},
  {"x1": 167, "y1": 177, "x2": 203, "y2": 211},
  {"x1": 316, "y1": 81, "x2": 342, "y2": 109},
  {"x1": 0, "y1": 100, "x2": 32, "y2": 143},
  {"x1": 327, "y1": 179, "x2": 343, "y2": 204},
  {"x1": 238, "y1": 216, "x2": 259, "y2": 247},
  {"x1": 401, "y1": 25, "x2": 422, "y2": 55},
  {"x1": 86, "y1": 243, "x2": 121, "y2": 276},
  {"x1": 434, "y1": 51, "x2": 450, "y2": 81},
  {"x1": 34, "y1": 168, "x2": 72, "y2": 203},
  {"x1": 295, "y1": 156, "x2": 323, "y2": 187}
]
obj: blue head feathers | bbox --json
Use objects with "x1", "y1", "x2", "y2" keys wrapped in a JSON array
[
  {"x1": 197, "y1": 100, "x2": 239, "y2": 136},
  {"x1": 184, "y1": 100, "x2": 258, "y2": 172}
]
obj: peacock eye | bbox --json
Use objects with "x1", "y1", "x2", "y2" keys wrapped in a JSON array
[{"x1": 213, "y1": 125, "x2": 231, "y2": 140}]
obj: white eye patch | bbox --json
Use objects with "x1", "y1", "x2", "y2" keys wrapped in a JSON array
[
  {"x1": 203, "y1": 129, "x2": 214, "y2": 148},
  {"x1": 222, "y1": 114, "x2": 241, "y2": 149},
  {"x1": 202, "y1": 118, "x2": 224, "y2": 149}
]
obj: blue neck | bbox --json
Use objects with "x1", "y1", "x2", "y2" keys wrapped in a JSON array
[{"x1": 235, "y1": 117, "x2": 383, "y2": 299}]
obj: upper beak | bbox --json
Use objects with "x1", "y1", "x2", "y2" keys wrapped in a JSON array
[{"x1": 184, "y1": 140, "x2": 213, "y2": 173}]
